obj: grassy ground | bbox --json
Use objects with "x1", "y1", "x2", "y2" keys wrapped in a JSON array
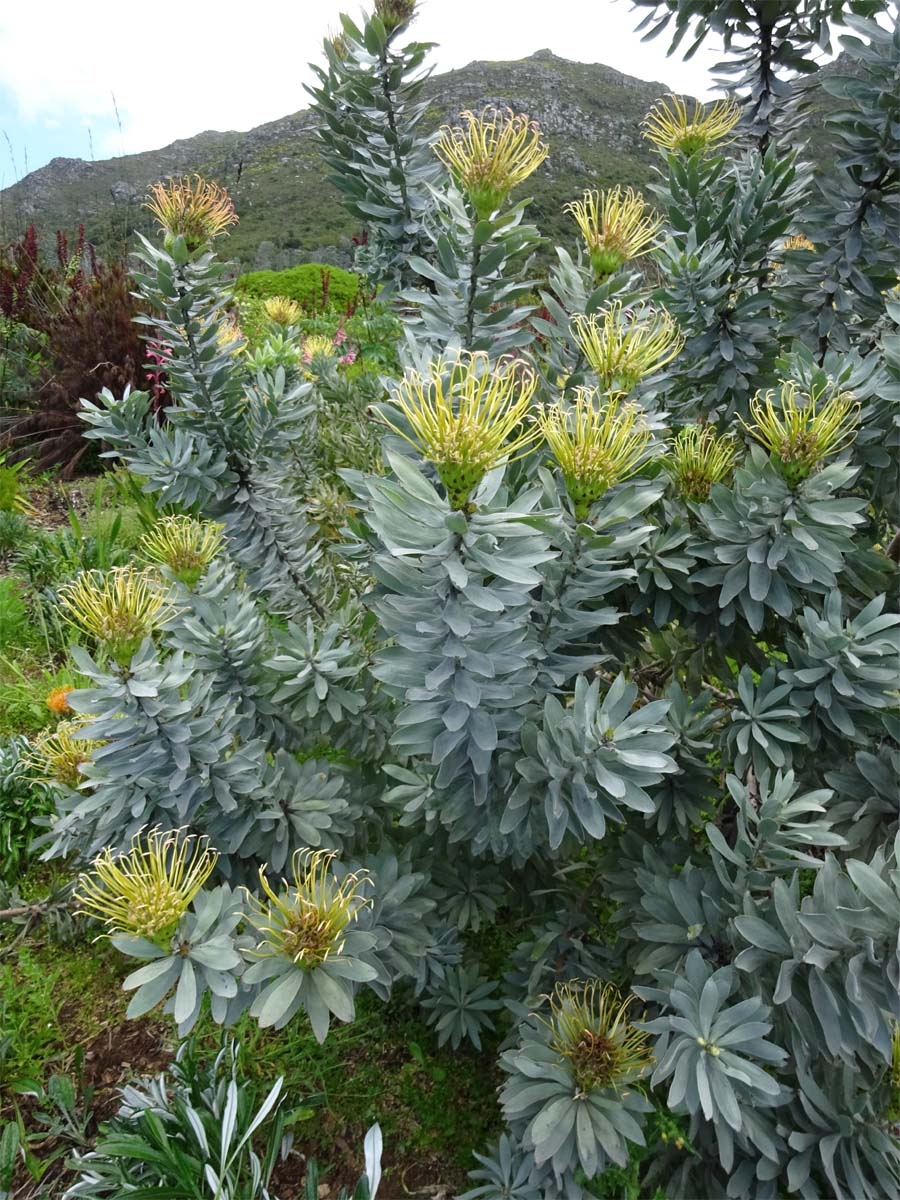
[{"x1": 0, "y1": 861, "x2": 503, "y2": 1195}]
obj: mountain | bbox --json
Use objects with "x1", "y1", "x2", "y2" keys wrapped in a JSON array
[{"x1": 0, "y1": 50, "x2": 678, "y2": 271}]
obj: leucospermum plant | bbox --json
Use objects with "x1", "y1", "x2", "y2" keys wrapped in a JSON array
[
  {"x1": 665, "y1": 424, "x2": 737, "y2": 502},
  {"x1": 378, "y1": 351, "x2": 541, "y2": 508},
  {"x1": 434, "y1": 106, "x2": 549, "y2": 219},
  {"x1": 537, "y1": 389, "x2": 652, "y2": 518},
  {"x1": 243, "y1": 849, "x2": 377, "y2": 1038},
  {"x1": 572, "y1": 302, "x2": 684, "y2": 393},
  {"x1": 58, "y1": 566, "x2": 173, "y2": 667},
  {"x1": 642, "y1": 93, "x2": 741, "y2": 156},
  {"x1": 145, "y1": 174, "x2": 238, "y2": 254},
  {"x1": 44, "y1": 3, "x2": 900, "y2": 1197},
  {"x1": 74, "y1": 827, "x2": 218, "y2": 943},
  {"x1": 139, "y1": 515, "x2": 225, "y2": 588},
  {"x1": 740, "y1": 380, "x2": 860, "y2": 485},
  {"x1": 566, "y1": 186, "x2": 661, "y2": 279}
]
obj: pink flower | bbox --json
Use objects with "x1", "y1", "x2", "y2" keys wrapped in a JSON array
[{"x1": 338, "y1": 350, "x2": 357, "y2": 365}]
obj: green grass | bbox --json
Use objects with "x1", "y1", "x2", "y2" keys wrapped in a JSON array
[
  {"x1": 0, "y1": 656, "x2": 80, "y2": 737},
  {"x1": 0, "y1": 940, "x2": 132, "y2": 1089},
  {"x1": 193, "y1": 985, "x2": 503, "y2": 1183}
]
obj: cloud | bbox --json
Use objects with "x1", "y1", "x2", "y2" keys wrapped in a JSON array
[{"x1": 0, "y1": 0, "x2": 722, "y2": 166}]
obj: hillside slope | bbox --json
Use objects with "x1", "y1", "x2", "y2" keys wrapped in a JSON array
[{"x1": 0, "y1": 51, "x2": 671, "y2": 270}]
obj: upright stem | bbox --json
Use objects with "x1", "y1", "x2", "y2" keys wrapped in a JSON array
[
  {"x1": 465, "y1": 239, "x2": 483, "y2": 349},
  {"x1": 379, "y1": 46, "x2": 412, "y2": 227}
]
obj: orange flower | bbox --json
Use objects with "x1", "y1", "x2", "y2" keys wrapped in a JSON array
[{"x1": 46, "y1": 686, "x2": 74, "y2": 715}]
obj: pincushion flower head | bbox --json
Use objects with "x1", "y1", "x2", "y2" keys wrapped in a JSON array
[
  {"x1": 566, "y1": 187, "x2": 661, "y2": 278},
  {"x1": 74, "y1": 827, "x2": 218, "y2": 944},
  {"x1": 245, "y1": 848, "x2": 370, "y2": 969},
  {"x1": 538, "y1": 389, "x2": 652, "y2": 519},
  {"x1": 59, "y1": 566, "x2": 173, "y2": 667},
  {"x1": 665, "y1": 424, "x2": 737, "y2": 503},
  {"x1": 145, "y1": 175, "x2": 237, "y2": 253},
  {"x1": 434, "y1": 107, "x2": 549, "y2": 219},
  {"x1": 539, "y1": 980, "x2": 653, "y2": 1092},
  {"x1": 379, "y1": 351, "x2": 541, "y2": 509},
  {"x1": 374, "y1": 0, "x2": 417, "y2": 29},
  {"x1": 46, "y1": 685, "x2": 75, "y2": 715},
  {"x1": 243, "y1": 850, "x2": 378, "y2": 1039},
  {"x1": 26, "y1": 721, "x2": 101, "y2": 788},
  {"x1": 642, "y1": 94, "x2": 741, "y2": 156},
  {"x1": 572, "y1": 302, "x2": 683, "y2": 394},
  {"x1": 740, "y1": 380, "x2": 859, "y2": 486},
  {"x1": 264, "y1": 295, "x2": 302, "y2": 326},
  {"x1": 139, "y1": 515, "x2": 225, "y2": 588}
]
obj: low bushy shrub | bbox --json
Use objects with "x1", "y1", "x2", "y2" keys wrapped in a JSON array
[{"x1": 235, "y1": 263, "x2": 360, "y2": 313}]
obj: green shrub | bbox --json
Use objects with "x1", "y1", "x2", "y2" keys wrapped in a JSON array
[
  {"x1": 235, "y1": 263, "x2": 360, "y2": 312},
  {"x1": 0, "y1": 578, "x2": 33, "y2": 654},
  {"x1": 0, "y1": 736, "x2": 54, "y2": 884}
]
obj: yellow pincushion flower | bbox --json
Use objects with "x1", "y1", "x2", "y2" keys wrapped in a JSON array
[
  {"x1": 264, "y1": 296, "x2": 303, "y2": 326},
  {"x1": 539, "y1": 981, "x2": 653, "y2": 1092},
  {"x1": 58, "y1": 566, "x2": 173, "y2": 667},
  {"x1": 740, "y1": 381, "x2": 860, "y2": 486},
  {"x1": 46, "y1": 685, "x2": 75, "y2": 715},
  {"x1": 642, "y1": 94, "x2": 741, "y2": 156},
  {"x1": 434, "y1": 107, "x2": 549, "y2": 219},
  {"x1": 538, "y1": 389, "x2": 651, "y2": 519},
  {"x1": 245, "y1": 849, "x2": 369, "y2": 968},
  {"x1": 26, "y1": 721, "x2": 101, "y2": 788},
  {"x1": 782, "y1": 235, "x2": 815, "y2": 253},
  {"x1": 379, "y1": 352, "x2": 541, "y2": 509},
  {"x1": 74, "y1": 827, "x2": 218, "y2": 943},
  {"x1": 572, "y1": 302, "x2": 683, "y2": 394},
  {"x1": 566, "y1": 187, "x2": 661, "y2": 278},
  {"x1": 139, "y1": 515, "x2": 225, "y2": 588},
  {"x1": 665, "y1": 424, "x2": 738, "y2": 503},
  {"x1": 145, "y1": 175, "x2": 237, "y2": 252}
]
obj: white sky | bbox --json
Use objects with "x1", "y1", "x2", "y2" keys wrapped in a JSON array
[{"x1": 0, "y1": 0, "x2": 722, "y2": 169}]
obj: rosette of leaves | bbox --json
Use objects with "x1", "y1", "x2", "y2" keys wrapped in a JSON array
[
  {"x1": 505, "y1": 674, "x2": 677, "y2": 852},
  {"x1": 433, "y1": 852, "x2": 507, "y2": 933},
  {"x1": 691, "y1": 447, "x2": 867, "y2": 632},
  {"x1": 266, "y1": 617, "x2": 368, "y2": 737},
  {"x1": 165, "y1": 559, "x2": 289, "y2": 747},
  {"x1": 604, "y1": 841, "x2": 734, "y2": 977},
  {"x1": 725, "y1": 665, "x2": 810, "y2": 779},
  {"x1": 706, "y1": 770, "x2": 844, "y2": 897},
  {"x1": 213, "y1": 754, "x2": 351, "y2": 876},
  {"x1": 781, "y1": 592, "x2": 900, "y2": 741},
  {"x1": 781, "y1": 1060, "x2": 900, "y2": 1200},
  {"x1": 499, "y1": 981, "x2": 654, "y2": 1185},
  {"x1": 734, "y1": 839, "x2": 900, "y2": 1066},
  {"x1": 460, "y1": 1134, "x2": 542, "y2": 1200},
  {"x1": 242, "y1": 850, "x2": 379, "y2": 1040},
  {"x1": 346, "y1": 843, "x2": 439, "y2": 994},
  {"x1": 637, "y1": 950, "x2": 788, "y2": 1172},
  {"x1": 649, "y1": 681, "x2": 722, "y2": 836},
  {"x1": 421, "y1": 962, "x2": 502, "y2": 1049},
  {"x1": 503, "y1": 910, "x2": 614, "y2": 1016},
  {"x1": 825, "y1": 745, "x2": 900, "y2": 854},
  {"x1": 630, "y1": 515, "x2": 700, "y2": 626},
  {"x1": 115, "y1": 885, "x2": 248, "y2": 1036}
]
